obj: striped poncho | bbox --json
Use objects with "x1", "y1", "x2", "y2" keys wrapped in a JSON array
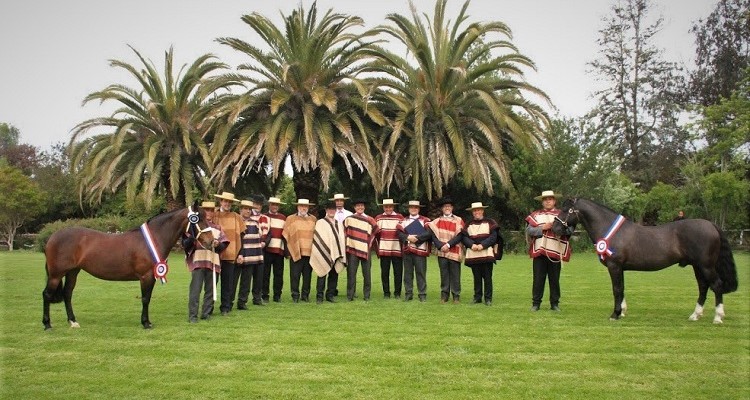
[
  {"x1": 238, "y1": 217, "x2": 264, "y2": 265},
  {"x1": 375, "y1": 212, "x2": 404, "y2": 257},
  {"x1": 397, "y1": 216, "x2": 431, "y2": 257},
  {"x1": 264, "y1": 212, "x2": 286, "y2": 255},
  {"x1": 310, "y1": 217, "x2": 346, "y2": 278},
  {"x1": 344, "y1": 213, "x2": 378, "y2": 260},
  {"x1": 463, "y1": 218, "x2": 499, "y2": 265},
  {"x1": 428, "y1": 215, "x2": 464, "y2": 262},
  {"x1": 525, "y1": 209, "x2": 571, "y2": 262}
]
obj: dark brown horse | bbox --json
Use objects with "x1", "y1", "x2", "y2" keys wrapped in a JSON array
[
  {"x1": 42, "y1": 201, "x2": 210, "y2": 330},
  {"x1": 552, "y1": 198, "x2": 738, "y2": 323}
]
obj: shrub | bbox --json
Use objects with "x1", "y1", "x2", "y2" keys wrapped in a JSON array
[{"x1": 36, "y1": 216, "x2": 140, "y2": 252}]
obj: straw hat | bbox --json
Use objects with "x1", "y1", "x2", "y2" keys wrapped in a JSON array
[
  {"x1": 200, "y1": 201, "x2": 216, "y2": 209},
  {"x1": 268, "y1": 196, "x2": 286, "y2": 205},
  {"x1": 406, "y1": 200, "x2": 425, "y2": 208},
  {"x1": 465, "y1": 202, "x2": 489, "y2": 211},
  {"x1": 377, "y1": 199, "x2": 399, "y2": 206},
  {"x1": 293, "y1": 199, "x2": 315, "y2": 206},
  {"x1": 534, "y1": 190, "x2": 561, "y2": 201},
  {"x1": 239, "y1": 200, "x2": 254, "y2": 208},
  {"x1": 328, "y1": 193, "x2": 350, "y2": 201},
  {"x1": 213, "y1": 191, "x2": 239, "y2": 202}
]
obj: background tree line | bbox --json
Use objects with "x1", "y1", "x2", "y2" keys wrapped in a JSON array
[{"x1": 1, "y1": 0, "x2": 748, "y2": 251}]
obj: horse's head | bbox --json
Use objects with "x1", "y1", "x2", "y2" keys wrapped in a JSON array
[
  {"x1": 552, "y1": 197, "x2": 579, "y2": 235},
  {"x1": 185, "y1": 200, "x2": 215, "y2": 250}
]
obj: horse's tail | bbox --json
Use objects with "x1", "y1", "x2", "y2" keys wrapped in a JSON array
[
  {"x1": 715, "y1": 226, "x2": 738, "y2": 294},
  {"x1": 44, "y1": 262, "x2": 65, "y2": 303}
]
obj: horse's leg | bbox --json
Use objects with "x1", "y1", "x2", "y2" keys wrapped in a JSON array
[
  {"x1": 63, "y1": 269, "x2": 81, "y2": 328},
  {"x1": 140, "y1": 276, "x2": 156, "y2": 329},
  {"x1": 698, "y1": 264, "x2": 725, "y2": 324},
  {"x1": 42, "y1": 275, "x2": 63, "y2": 330},
  {"x1": 689, "y1": 265, "x2": 709, "y2": 321},
  {"x1": 607, "y1": 264, "x2": 625, "y2": 320}
]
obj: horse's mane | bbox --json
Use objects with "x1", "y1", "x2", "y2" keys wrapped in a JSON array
[
  {"x1": 574, "y1": 197, "x2": 621, "y2": 216},
  {"x1": 126, "y1": 207, "x2": 184, "y2": 232}
]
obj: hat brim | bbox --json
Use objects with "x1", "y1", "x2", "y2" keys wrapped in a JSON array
[
  {"x1": 465, "y1": 206, "x2": 489, "y2": 211},
  {"x1": 534, "y1": 194, "x2": 561, "y2": 201},
  {"x1": 328, "y1": 197, "x2": 350, "y2": 201},
  {"x1": 378, "y1": 203, "x2": 399, "y2": 206},
  {"x1": 293, "y1": 202, "x2": 315, "y2": 206},
  {"x1": 407, "y1": 204, "x2": 426, "y2": 208},
  {"x1": 213, "y1": 194, "x2": 239, "y2": 202}
]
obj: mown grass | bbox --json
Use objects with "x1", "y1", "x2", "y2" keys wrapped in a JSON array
[{"x1": 1, "y1": 251, "x2": 748, "y2": 399}]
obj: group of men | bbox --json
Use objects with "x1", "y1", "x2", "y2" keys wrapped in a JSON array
[{"x1": 182, "y1": 189, "x2": 573, "y2": 323}]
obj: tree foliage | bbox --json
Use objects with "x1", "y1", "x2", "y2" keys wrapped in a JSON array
[
  {"x1": 365, "y1": 0, "x2": 550, "y2": 199},
  {"x1": 0, "y1": 166, "x2": 46, "y2": 250}
]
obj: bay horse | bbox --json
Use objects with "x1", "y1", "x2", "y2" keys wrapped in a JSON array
[
  {"x1": 552, "y1": 198, "x2": 738, "y2": 323},
  {"x1": 42, "y1": 200, "x2": 211, "y2": 330}
]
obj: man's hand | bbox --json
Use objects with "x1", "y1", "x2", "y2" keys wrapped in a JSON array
[
  {"x1": 407, "y1": 235, "x2": 417, "y2": 243},
  {"x1": 440, "y1": 244, "x2": 450, "y2": 252},
  {"x1": 236, "y1": 255, "x2": 244, "y2": 264}
]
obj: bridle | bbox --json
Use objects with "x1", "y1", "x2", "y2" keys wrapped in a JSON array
[
  {"x1": 185, "y1": 206, "x2": 215, "y2": 250},
  {"x1": 554, "y1": 198, "x2": 579, "y2": 228}
]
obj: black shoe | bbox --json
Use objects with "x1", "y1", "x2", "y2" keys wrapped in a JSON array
[
  {"x1": 253, "y1": 301, "x2": 265, "y2": 306},
  {"x1": 485, "y1": 300, "x2": 492, "y2": 306},
  {"x1": 418, "y1": 296, "x2": 426, "y2": 302},
  {"x1": 200, "y1": 314, "x2": 210, "y2": 320},
  {"x1": 273, "y1": 297, "x2": 281, "y2": 303},
  {"x1": 301, "y1": 297, "x2": 310, "y2": 303},
  {"x1": 262, "y1": 298, "x2": 269, "y2": 304},
  {"x1": 237, "y1": 305, "x2": 248, "y2": 310},
  {"x1": 316, "y1": 298, "x2": 323, "y2": 304},
  {"x1": 292, "y1": 298, "x2": 300, "y2": 303},
  {"x1": 473, "y1": 299, "x2": 482, "y2": 304},
  {"x1": 347, "y1": 297, "x2": 354, "y2": 301},
  {"x1": 404, "y1": 296, "x2": 413, "y2": 302},
  {"x1": 221, "y1": 310, "x2": 229, "y2": 316},
  {"x1": 530, "y1": 305, "x2": 540, "y2": 312},
  {"x1": 395, "y1": 294, "x2": 401, "y2": 300},
  {"x1": 551, "y1": 305, "x2": 561, "y2": 312},
  {"x1": 326, "y1": 297, "x2": 336, "y2": 303},
  {"x1": 384, "y1": 293, "x2": 391, "y2": 299},
  {"x1": 189, "y1": 317, "x2": 198, "y2": 323}
]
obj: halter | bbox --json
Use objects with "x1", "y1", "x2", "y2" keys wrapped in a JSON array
[
  {"x1": 554, "y1": 198, "x2": 579, "y2": 228},
  {"x1": 185, "y1": 206, "x2": 216, "y2": 250}
]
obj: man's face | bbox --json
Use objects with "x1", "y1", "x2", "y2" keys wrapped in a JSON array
[
  {"x1": 442, "y1": 204, "x2": 453, "y2": 215},
  {"x1": 220, "y1": 199, "x2": 233, "y2": 211},
  {"x1": 354, "y1": 203, "x2": 365, "y2": 214},
  {"x1": 269, "y1": 203, "x2": 279, "y2": 213},
  {"x1": 203, "y1": 208, "x2": 214, "y2": 222},
  {"x1": 326, "y1": 207, "x2": 336, "y2": 218},
  {"x1": 240, "y1": 206, "x2": 251, "y2": 218},
  {"x1": 408, "y1": 206, "x2": 420, "y2": 216},
  {"x1": 335, "y1": 199, "x2": 345, "y2": 209},
  {"x1": 383, "y1": 205, "x2": 394, "y2": 214},
  {"x1": 542, "y1": 197, "x2": 556, "y2": 210},
  {"x1": 472, "y1": 208, "x2": 484, "y2": 220},
  {"x1": 297, "y1": 205, "x2": 309, "y2": 215}
]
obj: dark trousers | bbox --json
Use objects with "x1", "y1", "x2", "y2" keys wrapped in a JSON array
[
  {"x1": 438, "y1": 257, "x2": 461, "y2": 300},
  {"x1": 219, "y1": 260, "x2": 236, "y2": 312},
  {"x1": 402, "y1": 253, "x2": 427, "y2": 300},
  {"x1": 469, "y1": 263, "x2": 494, "y2": 302},
  {"x1": 188, "y1": 268, "x2": 215, "y2": 320},
  {"x1": 380, "y1": 256, "x2": 403, "y2": 297},
  {"x1": 290, "y1": 256, "x2": 312, "y2": 301},
  {"x1": 262, "y1": 251, "x2": 285, "y2": 300},
  {"x1": 532, "y1": 256, "x2": 561, "y2": 306},
  {"x1": 234, "y1": 263, "x2": 263, "y2": 307},
  {"x1": 346, "y1": 253, "x2": 371, "y2": 300},
  {"x1": 316, "y1": 269, "x2": 339, "y2": 300}
]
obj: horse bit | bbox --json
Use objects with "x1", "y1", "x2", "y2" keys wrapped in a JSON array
[{"x1": 554, "y1": 198, "x2": 579, "y2": 228}]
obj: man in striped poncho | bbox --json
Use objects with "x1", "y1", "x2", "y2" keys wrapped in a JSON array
[
  {"x1": 310, "y1": 202, "x2": 346, "y2": 303},
  {"x1": 375, "y1": 199, "x2": 404, "y2": 299},
  {"x1": 262, "y1": 196, "x2": 287, "y2": 303},
  {"x1": 417, "y1": 198, "x2": 464, "y2": 303},
  {"x1": 283, "y1": 199, "x2": 317, "y2": 303},
  {"x1": 461, "y1": 202, "x2": 500, "y2": 306},
  {"x1": 344, "y1": 199, "x2": 378, "y2": 301},
  {"x1": 400, "y1": 200, "x2": 431, "y2": 302},
  {"x1": 234, "y1": 200, "x2": 266, "y2": 309}
]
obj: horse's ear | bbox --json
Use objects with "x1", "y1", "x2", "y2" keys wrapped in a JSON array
[{"x1": 191, "y1": 199, "x2": 199, "y2": 210}]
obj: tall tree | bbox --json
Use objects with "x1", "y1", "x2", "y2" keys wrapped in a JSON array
[
  {"x1": 0, "y1": 166, "x2": 46, "y2": 251},
  {"x1": 689, "y1": 0, "x2": 750, "y2": 106},
  {"x1": 212, "y1": 3, "x2": 385, "y2": 203},
  {"x1": 365, "y1": 0, "x2": 550, "y2": 199},
  {"x1": 0, "y1": 122, "x2": 37, "y2": 175},
  {"x1": 588, "y1": 0, "x2": 688, "y2": 188},
  {"x1": 70, "y1": 47, "x2": 236, "y2": 210}
]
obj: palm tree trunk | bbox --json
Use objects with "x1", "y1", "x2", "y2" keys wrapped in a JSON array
[{"x1": 292, "y1": 168, "x2": 321, "y2": 213}]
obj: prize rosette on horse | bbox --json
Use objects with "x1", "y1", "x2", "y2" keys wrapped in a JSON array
[
  {"x1": 596, "y1": 215, "x2": 625, "y2": 262},
  {"x1": 140, "y1": 223, "x2": 169, "y2": 284}
]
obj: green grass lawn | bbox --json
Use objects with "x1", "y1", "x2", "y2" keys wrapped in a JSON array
[{"x1": 1, "y1": 250, "x2": 748, "y2": 399}]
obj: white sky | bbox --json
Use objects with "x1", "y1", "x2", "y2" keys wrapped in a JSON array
[{"x1": 0, "y1": 0, "x2": 716, "y2": 150}]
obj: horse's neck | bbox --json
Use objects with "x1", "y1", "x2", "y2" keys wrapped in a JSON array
[
  {"x1": 146, "y1": 209, "x2": 187, "y2": 258},
  {"x1": 578, "y1": 200, "x2": 623, "y2": 241}
]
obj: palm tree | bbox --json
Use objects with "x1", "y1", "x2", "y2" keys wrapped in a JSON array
[
  {"x1": 364, "y1": 0, "x2": 551, "y2": 199},
  {"x1": 212, "y1": 2, "x2": 386, "y2": 203},
  {"x1": 70, "y1": 47, "x2": 237, "y2": 210}
]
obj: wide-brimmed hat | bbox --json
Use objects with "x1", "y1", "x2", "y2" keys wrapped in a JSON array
[
  {"x1": 293, "y1": 199, "x2": 315, "y2": 206},
  {"x1": 437, "y1": 197, "x2": 454, "y2": 207},
  {"x1": 465, "y1": 202, "x2": 489, "y2": 211},
  {"x1": 406, "y1": 200, "x2": 425, "y2": 208},
  {"x1": 377, "y1": 199, "x2": 399, "y2": 206},
  {"x1": 328, "y1": 193, "x2": 350, "y2": 201},
  {"x1": 200, "y1": 201, "x2": 216, "y2": 209},
  {"x1": 213, "y1": 191, "x2": 239, "y2": 202},
  {"x1": 324, "y1": 201, "x2": 337, "y2": 210},
  {"x1": 239, "y1": 200, "x2": 255, "y2": 208},
  {"x1": 534, "y1": 190, "x2": 561, "y2": 201},
  {"x1": 267, "y1": 196, "x2": 286, "y2": 205},
  {"x1": 351, "y1": 198, "x2": 367, "y2": 205}
]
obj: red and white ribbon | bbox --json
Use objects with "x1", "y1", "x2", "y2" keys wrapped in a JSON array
[
  {"x1": 140, "y1": 223, "x2": 169, "y2": 284},
  {"x1": 596, "y1": 215, "x2": 625, "y2": 262}
]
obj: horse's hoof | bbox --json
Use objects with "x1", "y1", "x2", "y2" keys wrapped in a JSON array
[
  {"x1": 143, "y1": 323, "x2": 153, "y2": 329},
  {"x1": 713, "y1": 318, "x2": 723, "y2": 324},
  {"x1": 44, "y1": 325, "x2": 52, "y2": 331},
  {"x1": 69, "y1": 321, "x2": 80, "y2": 328},
  {"x1": 688, "y1": 314, "x2": 699, "y2": 321}
]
